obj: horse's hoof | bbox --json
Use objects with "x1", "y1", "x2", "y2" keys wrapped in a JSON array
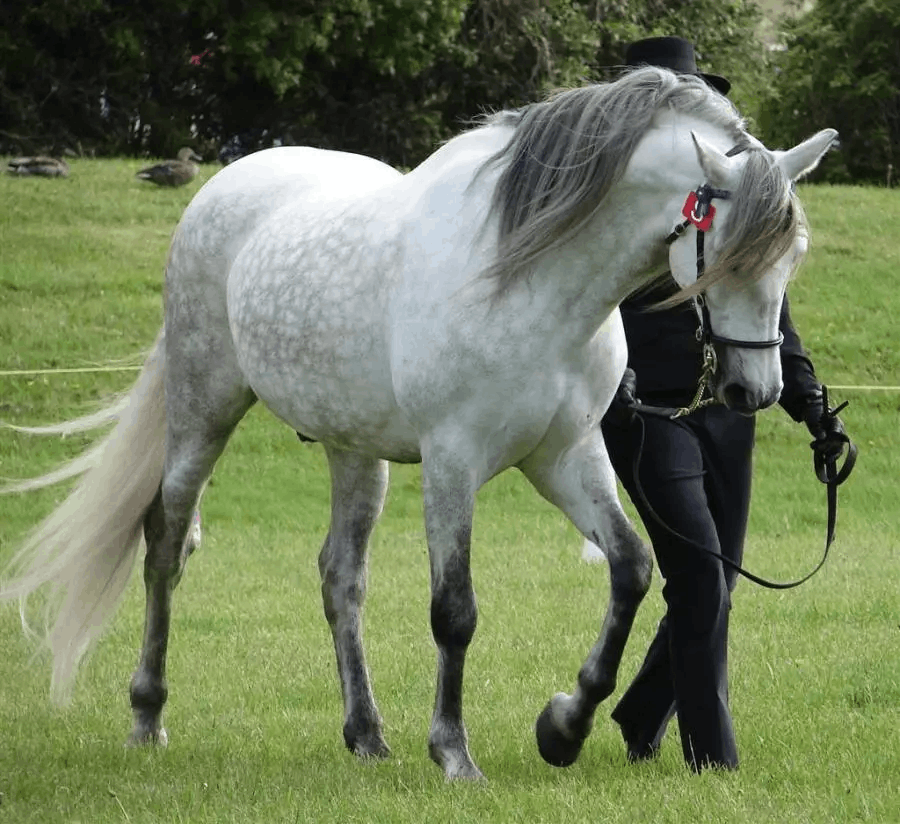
[
  {"x1": 535, "y1": 702, "x2": 585, "y2": 767},
  {"x1": 351, "y1": 736, "x2": 391, "y2": 760},
  {"x1": 429, "y1": 747, "x2": 485, "y2": 781},
  {"x1": 344, "y1": 720, "x2": 390, "y2": 760},
  {"x1": 428, "y1": 738, "x2": 486, "y2": 781},
  {"x1": 444, "y1": 762, "x2": 485, "y2": 781},
  {"x1": 126, "y1": 726, "x2": 168, "y2": 748}
]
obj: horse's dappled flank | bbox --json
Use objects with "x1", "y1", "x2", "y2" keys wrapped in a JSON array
[{"x1": 475, "y1": 66, "x2": 801, "y2": 297}]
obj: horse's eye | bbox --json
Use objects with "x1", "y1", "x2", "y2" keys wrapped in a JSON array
[{"x1": 782, "y1": 203, "x2": 794, "y2": 231}]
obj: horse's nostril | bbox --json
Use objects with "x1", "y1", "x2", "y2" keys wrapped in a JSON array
[{"x1": 723, "y1": 383, "x2": 751, "y2": 412}]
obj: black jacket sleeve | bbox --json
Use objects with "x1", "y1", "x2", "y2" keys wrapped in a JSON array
[{"x1": 778, "y1": 294, "x2": 822, "y2": 421}]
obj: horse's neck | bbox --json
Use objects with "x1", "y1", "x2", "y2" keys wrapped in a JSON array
[
  {"x1": 398, "y1": 114, "x2": 718, "y2": 346},
  {"x1": 517, "y1": 185, "x2": 677, "y2": 345}
]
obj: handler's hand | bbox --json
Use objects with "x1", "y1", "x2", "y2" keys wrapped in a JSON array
[
  {"x1": 604, "y1": 367, "x2": 638, "y2": 428},
  {"x1": 804, "y1": 392, "x2": 848, "y2": 460}
]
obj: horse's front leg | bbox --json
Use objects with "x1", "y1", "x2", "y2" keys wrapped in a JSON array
[
  {"x1": 421, "y1": 444, "x2": 483, "y2": 780},
  {"x1": 520, "y1": 429, "x2": 652, "y2": 767}
]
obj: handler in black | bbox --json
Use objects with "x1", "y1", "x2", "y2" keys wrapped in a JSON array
[{"x1": 600, "y1": 37, "x2": 848, "y2": 772}]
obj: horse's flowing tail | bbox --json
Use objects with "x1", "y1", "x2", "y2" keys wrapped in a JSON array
[
  {"x1": 1, "y1": 397, "x2": 132, "y2": 494},
  {"x1": 0, "y1": 329, "x2": 167, "y2": 702}
]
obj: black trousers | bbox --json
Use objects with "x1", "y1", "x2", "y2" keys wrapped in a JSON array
[{"x1": 601, "y1": 403, "x2": 755, "y2": 770}]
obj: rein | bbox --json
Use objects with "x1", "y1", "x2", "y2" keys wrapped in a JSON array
[
  {"x1": 619, "y1": 166, "x2": 857, "y2": 589},
  {"x1": 625, "y1": 393, "x2": 856, "y2": 589}
]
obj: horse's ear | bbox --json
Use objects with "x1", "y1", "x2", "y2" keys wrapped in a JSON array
[
  {"x1": 691, "y1": 131, "x2": 734, "y2": 186},
  {"x1": 774, "y1": 129, "x2": 839, "y2": 181}
]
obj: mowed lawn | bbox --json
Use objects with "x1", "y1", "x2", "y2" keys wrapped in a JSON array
[{"x1": 0, "y1": 157, "x2": 898, "y2": 823}]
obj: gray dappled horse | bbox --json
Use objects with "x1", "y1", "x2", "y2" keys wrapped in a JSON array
[{"x1": 1, "y1": 68, "x2": 835, "y2": 780}]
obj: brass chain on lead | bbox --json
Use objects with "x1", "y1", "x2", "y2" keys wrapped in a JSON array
[{"x1": 671, "y1": 342, "x2": 719, "y2": 419}]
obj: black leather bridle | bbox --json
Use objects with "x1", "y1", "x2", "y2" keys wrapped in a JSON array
[
  {"x1": 644, "y1": 179, "x2": 786, "y2": 420},
  {"x1": 665, "y1": 181, "x2": 785, "y2": 348},
  {"x1": 620, "y1": 174, "x2": 857, "y2": 590}
]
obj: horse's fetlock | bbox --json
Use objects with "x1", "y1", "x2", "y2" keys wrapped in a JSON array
[
  {"x1": 130, "y1": 672, "x2": 168, "y2": 712},
  {"x1": 578, "y1": 667, "x2": 616, "y2": 706}
]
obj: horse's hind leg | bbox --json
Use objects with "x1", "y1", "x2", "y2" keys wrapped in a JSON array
[
  {"x1": 520, "y1": 430, "x2": 652, "y2": 767},
  {"x1": 128, "y1": 377, "x2": 255, "y2": 746},
  {"x1": 319, "y1": 446, "x2": 390, "y2": 758}
]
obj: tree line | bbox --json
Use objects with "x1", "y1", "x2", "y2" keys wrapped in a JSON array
[{"x1": 1, "y1": 0, "x2": 896, "y2": 183}]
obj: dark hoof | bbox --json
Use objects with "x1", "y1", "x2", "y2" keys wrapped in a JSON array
[
  {"x1": 344, "y1": 720, "x2": 391, "y2": 760},
  {"x1": 535, "y1": 702, "x2": 585, "y2": 767},
  {"x1": 126, "y1": 726, "x2": 168, "y2": 748},
  {"x1": 351, "y1": 737, "x2": 391, "y2": 760}
]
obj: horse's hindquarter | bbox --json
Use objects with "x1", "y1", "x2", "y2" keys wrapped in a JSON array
[{"x1": 167, "y1": 147, "x2": 399, "y2": 347}]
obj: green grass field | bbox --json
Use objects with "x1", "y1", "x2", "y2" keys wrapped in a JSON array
[{"x1": 0, "y1": 157, "x2": 898, "y2": 823}]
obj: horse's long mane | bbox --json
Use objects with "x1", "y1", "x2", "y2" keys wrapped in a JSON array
[{"x1": 476, "y1": 66, "x2": 799, "y2": 296}]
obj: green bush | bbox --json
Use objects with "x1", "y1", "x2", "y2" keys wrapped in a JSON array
[
  {"x1": 0, "y1": 0, "x2": 800, "y2": 167},
  {"x1": 756, "y1": 0, "x2": 899, "y2": 184}
]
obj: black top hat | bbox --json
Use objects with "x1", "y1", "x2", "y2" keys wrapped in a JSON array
[{"x1": 625, "y1": 36, "x2": 731, "y2": 96}]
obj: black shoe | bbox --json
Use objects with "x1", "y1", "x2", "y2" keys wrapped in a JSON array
[
  {"x1": 614, "y1": 718, "x2": 661, "y2": 763},
  {"x1": 688, "y1": 755, "x2": 739, "y2": 773}
]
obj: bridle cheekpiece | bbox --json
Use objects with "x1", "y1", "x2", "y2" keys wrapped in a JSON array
[{"x1": 663, "y1": 179, "x2": 784, "y2": 417}]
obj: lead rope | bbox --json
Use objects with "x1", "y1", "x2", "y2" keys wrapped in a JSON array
[
  {"x1": 622, "y1": 172, "x2": 856, "y2": 587},
  {"x1": 624, "y1": 387, "x2": 856, "y2": 590}
]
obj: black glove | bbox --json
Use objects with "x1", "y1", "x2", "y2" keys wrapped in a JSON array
[
  {"x1": 604, "y1": 367, "x2": 638, "y2": 427},
  {"x1": 803, "y1": 389, "x2": 848, "y2": 460}
]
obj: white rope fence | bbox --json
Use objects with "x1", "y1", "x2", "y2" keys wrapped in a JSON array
[
  {"x1": 0, "y1": 365, "x2": 897, "y2": 392},
  {"x1": 828, "y1": 385, "x2": 900, "y2": 391},
  {"x1": 0, "y1": 366, "x2": 142, "y2": 377}
]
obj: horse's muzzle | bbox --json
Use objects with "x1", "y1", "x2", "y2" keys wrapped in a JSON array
[{"x1": 721, "y1": 382, "x2": 779, "y2": 415}]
